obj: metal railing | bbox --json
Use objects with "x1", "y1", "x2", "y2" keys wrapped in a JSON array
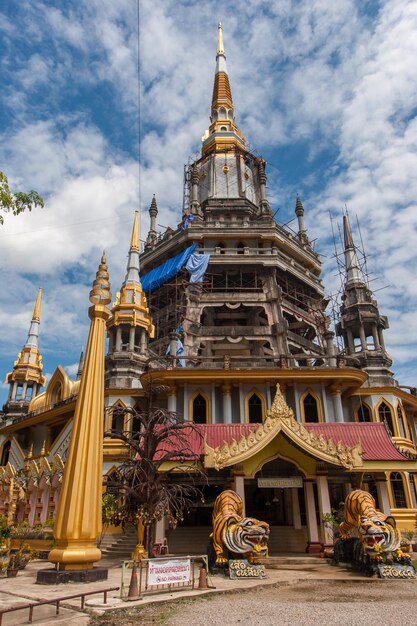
[{"x1": 0, "y1": 586, "x2": 119, "y2": 625}]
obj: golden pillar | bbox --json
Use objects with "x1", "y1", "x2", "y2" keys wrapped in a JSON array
[{"x1": 48, "y1": 254, "x2": 111, "y2": 570}]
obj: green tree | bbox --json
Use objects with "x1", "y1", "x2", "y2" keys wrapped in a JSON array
[{"x1": 0, "y1": 171, "x2": 44, "y2": 225}]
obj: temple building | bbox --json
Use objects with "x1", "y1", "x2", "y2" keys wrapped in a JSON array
[{"x1": 1, "y1": 24, "x2": 417, "y2": 555}]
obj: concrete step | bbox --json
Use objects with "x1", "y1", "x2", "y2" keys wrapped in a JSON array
[
  {"x1": 100, "y1": 530, "x2": 138, "y2": 558},
  {"x1": 263, "y1": 555, "x2": 329, "y2": 568},
  {"x1": 166, "y1": 526, "x2": 309, "y2": 555}
]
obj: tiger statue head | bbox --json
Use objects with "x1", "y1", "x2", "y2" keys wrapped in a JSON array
[
  {"x1": 211, "y1": 489, "x2": 270, "y2": 566},
  {"x1": 358, "y1": 514, "x2": 400, "y2": 557},
  {"x1": 222, "y1": 516, "x2": 270, "y2": 560}
]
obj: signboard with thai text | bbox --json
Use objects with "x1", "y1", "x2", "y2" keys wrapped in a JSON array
[
  {"x1": 148, "y1": 558, "x2": 191, "y2": 586},
  {"x1": 229, "y1": 559, "x2": 266, "y2": 579},
  {"x1": 257, "y1": 477, "x2": 303, "y2": 488}
]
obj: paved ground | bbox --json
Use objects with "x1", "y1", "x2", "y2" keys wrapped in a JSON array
[
  {"x1": 0, "y1": 556, "x2": 415, "y2": 626},
  {"x1": 89, "y1": 580, "x2": 417, "y2": 626}
]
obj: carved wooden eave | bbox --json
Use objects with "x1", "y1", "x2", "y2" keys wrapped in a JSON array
[
  {"x1": 204, "y1": 384, "x2": 363, "y2": 471},
  {"x1": 0, "y1": 453, "x2": 65, "y2": 495},
  {"x1": 0, "y1": 462, "x2": 16, "y2": 484},
  {"x1": 205, "y1": 411, "x2": 282, "y2": 470}
]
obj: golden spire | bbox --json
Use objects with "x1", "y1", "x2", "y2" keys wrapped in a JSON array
[
  {"x1": 217, "y1": 22, "x2": 224, "y2": 55},
  {"x1": 33, "y1": 287, "x2": 42, "y2": 321},
  {"x1": 48, "y1": 254, "x2": 111, "y2": 572},
  {"x1": 5, "y1": 288, "x2": 46, "y2": 393},
  {"x1": 202, "y1": 24, "x2": 246, "y2": 157},
  {"x1": 130, "y1": 209, "x2": 139, "y2": 252},
  {"x1": 107, "y1": 210, "x2": 154, "y2": 338}
]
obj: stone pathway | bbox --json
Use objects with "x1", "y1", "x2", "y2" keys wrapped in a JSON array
[{"x1": 0, "y1": 556, "x2": 409, "y2": 625}]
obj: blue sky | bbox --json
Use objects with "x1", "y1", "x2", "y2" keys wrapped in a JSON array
[{"x1": 1, "y1": 0, "x2": 417, "y2": 405}]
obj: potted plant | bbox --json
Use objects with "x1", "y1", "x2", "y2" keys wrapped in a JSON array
[
  {"x1": 401, "y1": 530, "x2": 414, "y2": 554},
  {"x1": 7, "y1": 542, "x2": 38, "y2": 577}
]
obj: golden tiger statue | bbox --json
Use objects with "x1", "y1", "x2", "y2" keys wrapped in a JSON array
[
  {"x1": 210, "y1": 489, "x2": 269, "y2": 566},
  {"x1": 340, "y1": 489, "x2": 402, "y2": 560}
]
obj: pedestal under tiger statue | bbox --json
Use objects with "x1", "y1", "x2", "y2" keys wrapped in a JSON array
[{"x1": 209, "y1": 489, "x2": 269, "y2": 568}]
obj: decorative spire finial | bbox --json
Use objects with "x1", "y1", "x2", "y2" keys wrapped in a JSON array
[
  {"x1": 33, "y1": 288, "x2": 42, "y2": 322},
  {"x1": 295, "y1": 194, "x2": 309, "y2": 244},
  {"x1": 295, "y1": 194, "x2": 304, "y2": 217},
  {"x1": 217, "y1": 22, "x2": 225, "y2": 56},
  {"x1": 89, "y1": 253, "x2": 111, "y2": 307},
  {"x1": 130, "y1": 210, "x2": 139, "y2": 252},
  {"x1": 343, "y1": 214, "x2": 355, "y2": 250},
  {"x1": 342, "y1": 214, "x2": 363, "y2": 286}
]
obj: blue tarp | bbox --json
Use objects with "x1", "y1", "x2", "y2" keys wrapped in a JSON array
[
  {"x1": 141, "y1": 244, "x2": 197, "y2": 292},
  {"x1": 186, "y1": 253, "x2": 210, "y2": 283},
  {"x1": 165, "y1": 338, "x2": 186, "y2": 367}
]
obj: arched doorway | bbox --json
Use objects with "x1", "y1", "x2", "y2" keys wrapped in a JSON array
[{"x1": 245, "y1": 458, "x2": 307, "y2": 553}]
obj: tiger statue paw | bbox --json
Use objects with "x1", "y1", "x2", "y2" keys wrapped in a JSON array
[
  {"x1": 211, "y1": 490, "x2": 270, "y2": 567},
  {"x1": 393, "y1": 548, "x2": 411, "y2": 563}
]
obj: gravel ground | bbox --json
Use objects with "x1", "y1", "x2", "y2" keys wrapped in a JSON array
[{"x1": 89, "y1": 579, "x2": 417, "y2": 626}]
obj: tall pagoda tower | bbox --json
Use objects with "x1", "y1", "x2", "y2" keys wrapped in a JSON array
[
  {"x1": 336, "y1": 215, "x2": 393, "y2": 386},
  {"x1": 142, "y1": 24, "x2": 332, "y2": 368}
]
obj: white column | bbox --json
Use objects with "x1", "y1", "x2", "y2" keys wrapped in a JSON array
[
  {"x1": 129, "y1": 327, "x2": 135, "y2": 351},
  {"x1": 239, "y1": 383, "x2": 245, "y2": 423},
  {"x1": 139, "y1": 329, "x2": 147, "y2": 355},
  {"x1": 232, "y1": 475, "x2": 246, "y2": 516},
  {"x1": 116, "y1": 326, "x2": 122, "y2": 351},
  {"x1": 321, "y1": 383, "x2": 329, "y2": 422},
  {"x1": 376, "y1": 479, "x2": 391, "y2": 516},
  {"x1": 183, "y1": 383, "x2": 189, "y2": 421},
  {"x1": 284, "y1": 488, "x2": 292, "y2": 525},
  {"x1": 265, "y1": 382, "x2": 271, "y2": 408},
  {"x1": 359, "y1": 326, "x2": 367, "y2": 351},
  {"x1": 330, "y1": 386, "x2": 344, "y2": 423},
  {"x1": 304, "y1": 482, "x2": 320, "y2": 550},
  {"x1": 291, "y1": 488, "x2": 302, "y2": 529},
  {"x1": 294, "y1": 383, "x2": 301, "y2": 422},
  {"x1": 222, "y1": 383, "x2": 232, "y2": 424},
  {"x1": 211, "y1": 382, "x2": 217, "y2": 424},
  {"x1": 167, "y1": 386, "x2": 177, "y2": 413},
  {"x1": 154, "y1": 516, "x2": 166, "y2": 544},
  {"x1": 317, "y1": 475, "x2": 332, "y2": 544},
  {"x1": 10, "y1": 382, "x2": 17, "y2": 400}
]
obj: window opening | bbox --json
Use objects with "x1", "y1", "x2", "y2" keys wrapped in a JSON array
[
  {"x1": 193, "y1": 394, "x2": 207, "y2": 424},
  {"x1": 390, "y1": 472, "x2": 407, "y2": 508},
  {"x1": 303, "y1": 393, "x2": 319, "y2": 423},
  {"x1": 357, "y1": 402, "x2": 371, "y2": 423},
  {"x1": 378, "y1": 402, "x2": 394, "y2": 436},
  {"x1": 248, "y1": 394, "x2": 263, "y2": 423}
]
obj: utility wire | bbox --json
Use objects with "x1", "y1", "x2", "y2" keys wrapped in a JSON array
[{"x1": 137, "y1": 0, "x2": 142, "y2": 237}]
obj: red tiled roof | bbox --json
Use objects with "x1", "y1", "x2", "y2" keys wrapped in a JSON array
[
  {"x1": 304, "y1": 422, "x2": 407, "y2": 461},
  {"x1": 161, "y1": 421, "x2": 407, "y2": 463},
  {"x1": 159, "y1": 424, "x2": 258, "y2": 458}
]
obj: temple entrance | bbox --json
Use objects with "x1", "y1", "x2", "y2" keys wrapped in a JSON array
[{"x1": 245, "y1": 458, "x2": 307, "y2": 553}]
